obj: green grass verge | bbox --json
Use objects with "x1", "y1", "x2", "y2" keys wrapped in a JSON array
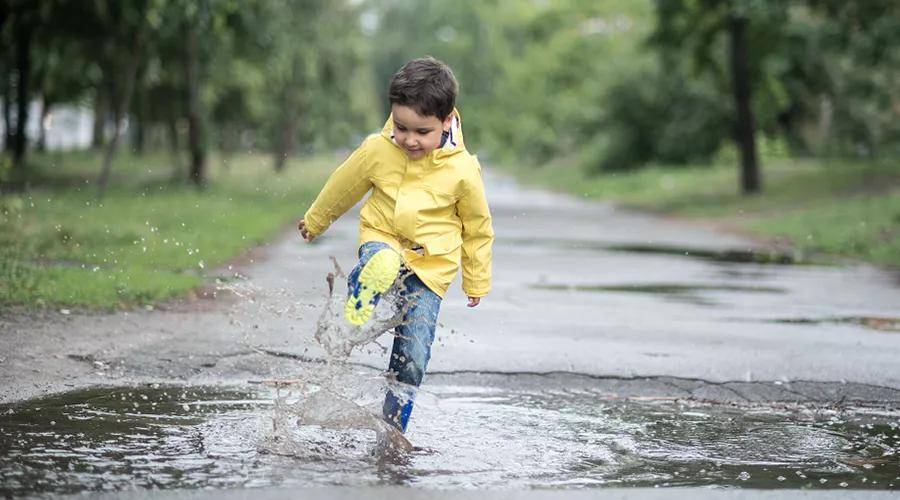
[
  {"x1": 1, "y1": 151, "x2": 332, "y2": 309},
  {"x1": 504, "y1": 156, "x2": 900, "y2": 267}
]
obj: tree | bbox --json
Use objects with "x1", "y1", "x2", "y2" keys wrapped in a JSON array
[
  {"x1": 650, "y1": 0, "x2": 793, "y2": 194},
  {"x1": 646, "y1": 0, "x2": 899, "y2": 189},
  {"x1": 263, "y1": 0, "x2": 375, "y2": 171},
  {"x1": 184, "y1": 19, "x2": 204, "y2": 186},
  {"x1": 801, "y1": 0, "x2": 900, "y2": 156},
  {"x1": 7, "y1": 1, "x2": 38, "y2": 175},
  {"x1": 96, "y1": 0, "x2": 153, "y2": 198}
]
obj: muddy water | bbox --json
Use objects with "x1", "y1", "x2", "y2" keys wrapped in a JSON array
[{"x1": 2, "y1": 381, "x2": 898, "y2": 495}]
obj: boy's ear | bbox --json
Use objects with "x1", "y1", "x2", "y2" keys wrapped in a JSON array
[{"x1": 442, "y1": 113, "x2": 453, "y2": 130}]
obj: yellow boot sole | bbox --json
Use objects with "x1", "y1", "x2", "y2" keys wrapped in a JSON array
[{"x1": 345, "y1": 248, "x2": 402, "y2": 326}]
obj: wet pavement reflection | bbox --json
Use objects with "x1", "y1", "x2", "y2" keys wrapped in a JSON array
[{"x1": 1, "y1": 381, "x2": 898, "y2": 495}]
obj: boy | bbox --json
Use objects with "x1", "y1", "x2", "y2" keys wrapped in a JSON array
[{"x1": 297, "y1": 57, "x2": 494, "y2": 433}]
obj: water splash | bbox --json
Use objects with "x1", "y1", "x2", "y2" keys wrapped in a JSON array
[
  {"x1": 313, "y1": 273, "x2": 409, "y2": 358},
  {"x1": 225, "y1": 258, "x2": 422, "y2": 458}
]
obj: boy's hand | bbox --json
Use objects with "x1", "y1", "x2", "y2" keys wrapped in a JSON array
[
  {"x1": 298, "y1": 219, "x2": 315, "y2": 242},
  {"x1": 467, "y1": 296, "x2": 480, "y2": 308}
]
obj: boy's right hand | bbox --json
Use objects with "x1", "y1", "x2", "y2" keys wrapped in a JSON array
[{"x1": 298, "y1": 219, "x2": 315, "y2": 242}]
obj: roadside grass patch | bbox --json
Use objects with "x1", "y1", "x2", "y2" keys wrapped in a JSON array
[
  {"x1": 504, "y1": 157, "x2": 900, "y2": 267},
  {"x1": 746, "y1": 191, "x2": 900, "y2": 268},
  {"x1": 1, "y1": 152, "x2": 332, "y2": 309}
]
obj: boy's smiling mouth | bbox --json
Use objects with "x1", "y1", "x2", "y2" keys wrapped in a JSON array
[{"x1": 403, "y1": 145, "x2": 425, "y2": 158}]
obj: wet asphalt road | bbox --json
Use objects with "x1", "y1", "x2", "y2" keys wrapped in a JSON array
[
  {"x1": 2, "y1": 172, "x2": 900, "y2": 402},
  {"x1": 3, "y1": 172, "x2": 900, "y2": 498}
]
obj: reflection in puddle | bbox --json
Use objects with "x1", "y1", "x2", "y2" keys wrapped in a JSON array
[
  {"x1": 604, "y1": 244, "x2": 798, "y2": 265},
  {"x1": 500, "y1": 238, "x2": 800, "y2": 265},
  {"x1": 531, "y1": 282, "x2": 785, "y2": 305},
  {"x1": 770, "y1": 316, "x2": 900, "y2": 333},
  {"x1": 1, "y1": 383, "x2": 898, "y2": 494}
]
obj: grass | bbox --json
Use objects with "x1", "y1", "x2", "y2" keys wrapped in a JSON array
[
  {"x1": 1, "y1": 150, "x2": 333, "y2": 309},
  {"x1": 503, "y1": 155, "x2": 900, "y2": 268}
]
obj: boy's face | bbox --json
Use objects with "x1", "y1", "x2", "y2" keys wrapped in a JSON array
[{"x1": 391, "y1": 104, "x2": 453, "y2": 160}]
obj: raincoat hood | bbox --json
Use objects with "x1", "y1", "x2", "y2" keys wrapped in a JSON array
[{"x1": 380, "y1": 108, "x2": 467, "y2": 164}]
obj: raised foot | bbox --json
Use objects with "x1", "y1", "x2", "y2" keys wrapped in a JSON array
[{"x1": 345, "y1": 248, "x2": 401, "y2": 326}]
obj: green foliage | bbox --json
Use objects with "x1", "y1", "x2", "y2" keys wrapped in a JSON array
[
  {"x1": 3, "y1": 0, "x2": 375, "y2": 177},
  {"x1": 638, "y1": 0, "x2": 900, "y2": 165},
  {"x1": 260, "y1": 0, "x2": 377, "y2": 154},
  {"x1": 0, "y1": 151, "x2": 331, "y2": 308},
  {"x1": 589, "y1": 69, "x2": 730, "y2": 172},
  {"x1": 9, "y1": 0, "x2": 896, "y2": 175},
  {"x1": 800, "y1": 0, "x2": 900, "y2": 157},
  {"x1": 370, "y1": 0, "x2": 656, "y2": 165}
]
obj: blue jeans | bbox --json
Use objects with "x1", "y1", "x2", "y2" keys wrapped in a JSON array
[{"x1": 348, "y1": 241, "x2": 441, "y2": 433}]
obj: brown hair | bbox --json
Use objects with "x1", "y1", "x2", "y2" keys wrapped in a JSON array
[{"x1": 388, "y1": 56, "x2": 458, "y2": 120}]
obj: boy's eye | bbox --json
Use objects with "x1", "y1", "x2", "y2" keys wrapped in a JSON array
[
  {"x1": 417, "y1": 129, "x2": 430, "y2": 135},
  {"x1": 396, "y1": 125, "x2": 407, "y2": 131}
]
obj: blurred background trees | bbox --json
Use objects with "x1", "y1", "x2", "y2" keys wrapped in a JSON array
[{"x1": 1, "y1": 0, "x2": 897, "y2": 193}]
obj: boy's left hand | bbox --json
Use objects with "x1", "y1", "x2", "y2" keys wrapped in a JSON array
[{"x1": 467, "y1": 296, "x2": 480, "y2": 308}]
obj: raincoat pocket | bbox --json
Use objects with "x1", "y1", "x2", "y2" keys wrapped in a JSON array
[
  {"x1": 412, "y1": 188, "x2": 460, "y2": 255},
  {"x1": 421, "y1": 233, "x2": 463, "y2": 256}
]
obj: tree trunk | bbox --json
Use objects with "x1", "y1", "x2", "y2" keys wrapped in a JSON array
[
  {"x1": 273, "y1": 114, "x2": 296, "y2": 172},
  {"x1": 11, "y1": 17, "x2": 33, "y2": 172},
  {"x1": 91, "y1": 83, "x2": 108, "y2": 150},
  {"x1": 2, "y1": 61, "x2": 12, "y2": 153},
  {"x1": 184, "y1": 25, "x2": 206, "y2": 187},
  {"x1": 728, "y1": 14, "x2": 761, "y2": 194},
  {"x1": 36, "y1": 95, "x2": 49, "y2": 152},
  {"x1": 97, "y1": 48, "x2": 141, "y2": 198},
  {"x1": 131, "y1": 66, "x2": 146, "y2": 155},
  {"x1": 0, "y1": 1, "x2": 9, "y2": 153},
  {"x1": 0, "y1": 1, "x2": 8, "y2": 43},
  {"x1": 273, "y1": 81, "x2": 298, "y2": 173},
  {"x1": 220, "y1": 122, "x2": 237, "y2": 171},
  {"x1": 167, "y1": 116, "x2": 182, "y2": 181}
]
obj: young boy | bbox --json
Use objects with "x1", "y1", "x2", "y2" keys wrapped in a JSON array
[{"x1": 297, "y1": 57, "x2": 494, "y2": 433}]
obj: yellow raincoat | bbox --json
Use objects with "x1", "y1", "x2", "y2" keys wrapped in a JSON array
[{"x1": 303, "y1": 110, "x2": 494, "y2": 298}]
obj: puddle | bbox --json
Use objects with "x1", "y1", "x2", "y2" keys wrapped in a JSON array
[
  {"x1": 770, "y1": 317, "x2": 900, "y2": 333},
  {"x1": 531, "y1": 283, "x2": 785, "y2": 305},
  {"x1": 1, "y1": 382, "x2": 898, "y2": 495},
  {"x1": 604, "y1": 244, "x2": 799, "y2": 265},
  {"x1": 501, "y1": 238, "x2": 800, "y2": 265}
]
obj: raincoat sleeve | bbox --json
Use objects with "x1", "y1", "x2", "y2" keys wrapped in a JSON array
[
  {"x1": 302, "y1": 141, "x2": 373, "y2": 237},
  {"x1": 457, "y1": 162, "x2": 494, "y2": 297}
]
